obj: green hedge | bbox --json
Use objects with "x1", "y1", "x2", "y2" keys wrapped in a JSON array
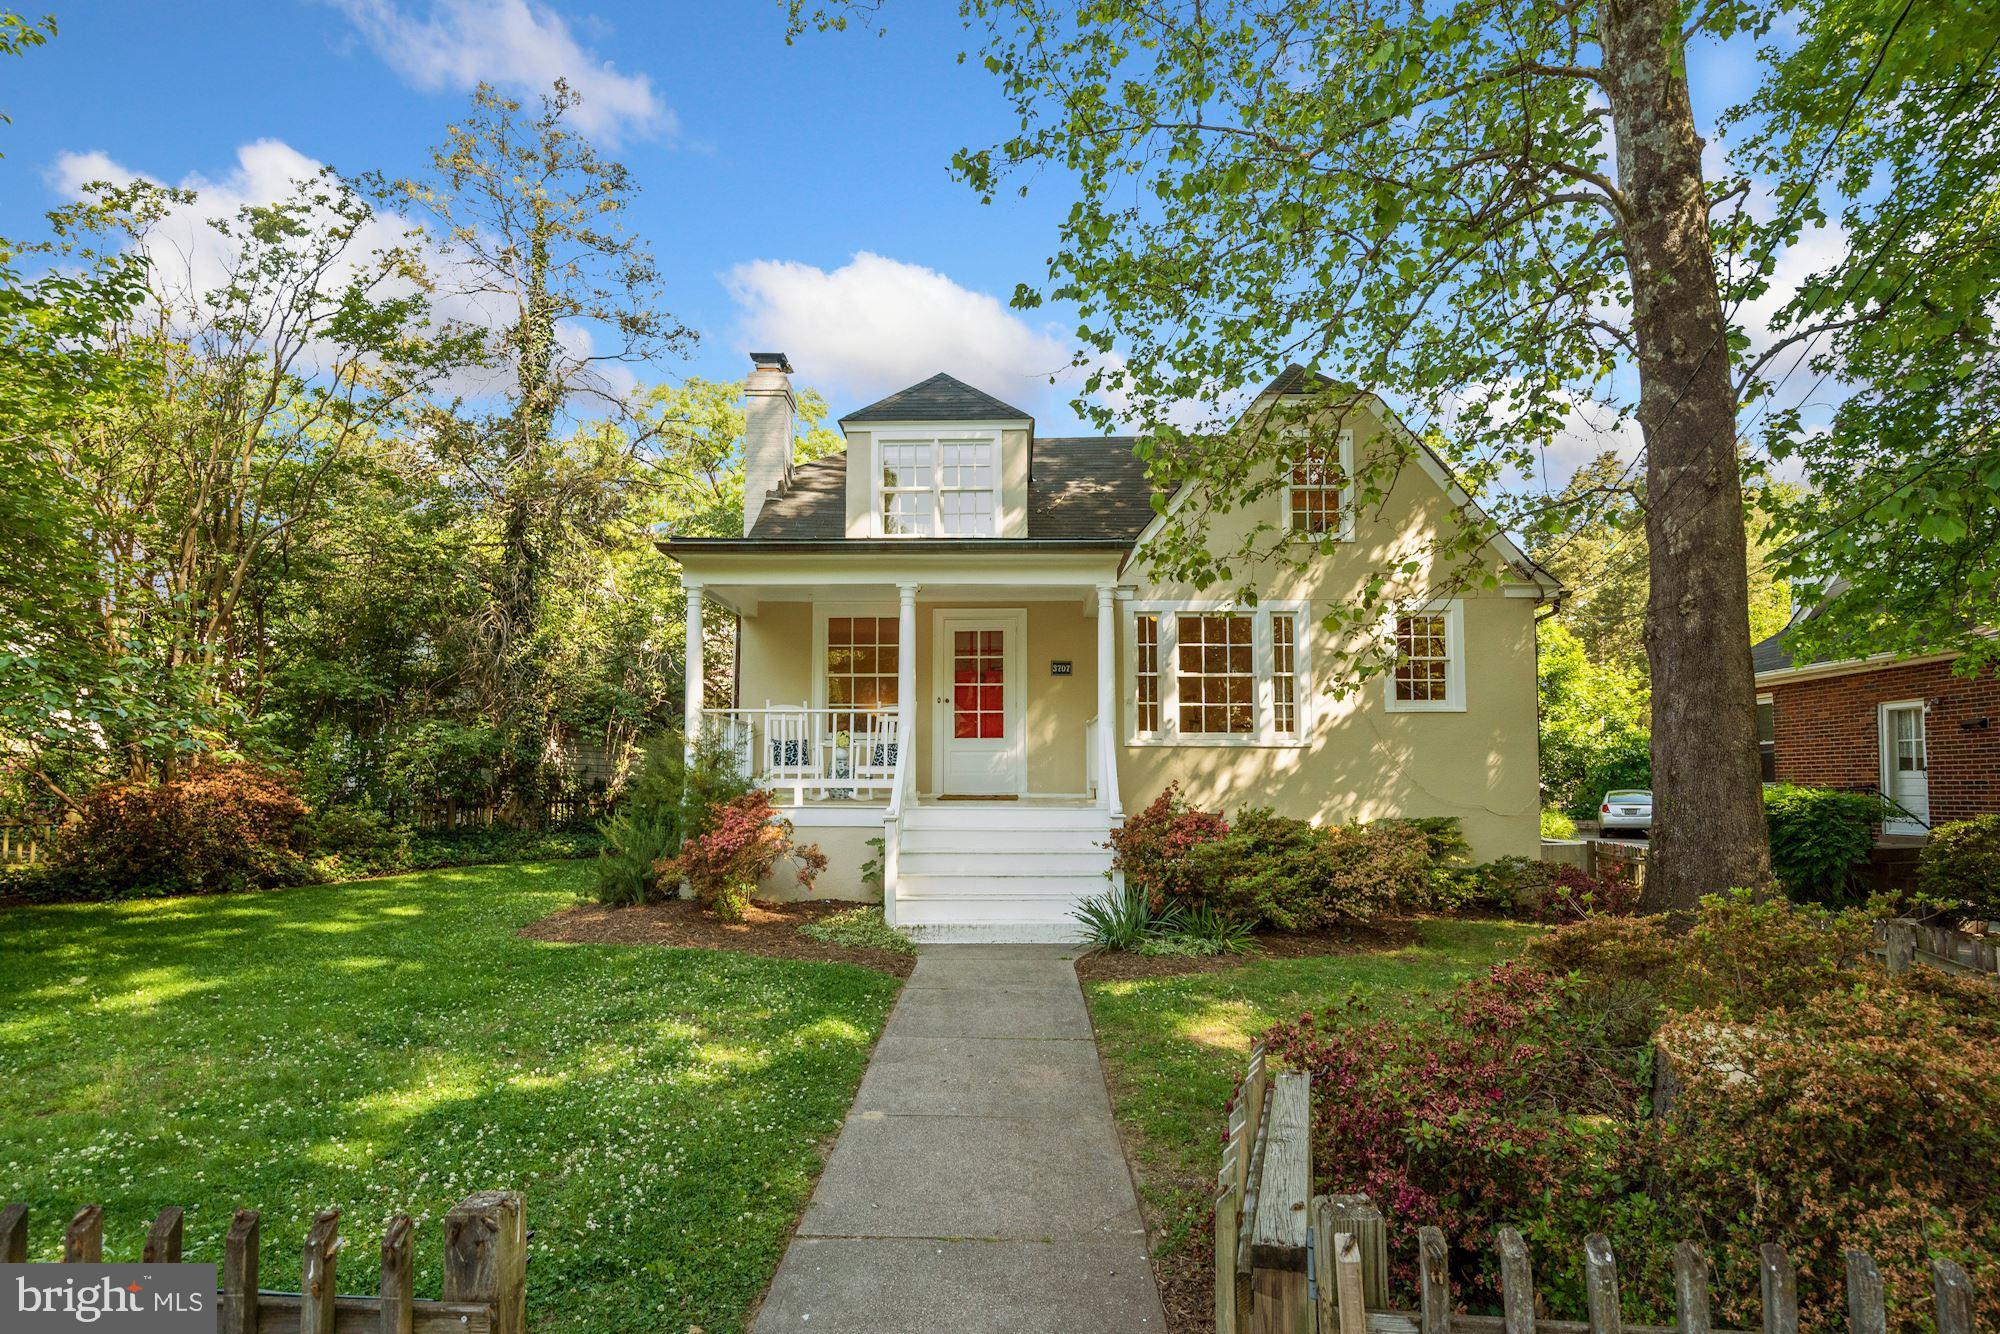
[{"x1": 1762, "y1": 783, "x2": 1888, "y2": 904}]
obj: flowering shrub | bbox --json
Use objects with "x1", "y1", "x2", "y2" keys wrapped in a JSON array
[
  {"x1": 1106, "y1": 784, "x2": 1230, "y2": 911},
  {"x1": 53, "y1": 763, "x2": 312, "y2": 898},
  {"x1": 1264, "y1": 963, "x2": 1645, "y2": 1309},
  {"x1": 1650, "y1": 972, "x2": 2000, "y2": 1328},
  {"x1": 655, "y1": 790, "x2": 827, "y2": 921},
  {"x1": 1110, "y1": 788, "x2": 1444, "y2": 928}
]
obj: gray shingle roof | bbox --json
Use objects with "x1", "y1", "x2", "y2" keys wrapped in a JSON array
[
  {"x1": 745, "y1": 436, "x2": 1158, "y2": 542},
  {"x1": 839, "y1": 372, "x2": 1034, "y2": 425}
]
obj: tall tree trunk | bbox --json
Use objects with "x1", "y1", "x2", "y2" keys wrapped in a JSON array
[{"x1": 1601, "y1": 0, "x2": 1773, "y2": 907}]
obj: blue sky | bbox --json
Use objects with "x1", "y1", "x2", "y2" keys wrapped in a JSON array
[{"x1": 0, "y1": 2, "x2": 1818, "y2": 464}]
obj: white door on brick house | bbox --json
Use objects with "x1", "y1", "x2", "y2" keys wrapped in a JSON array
[
  {"x1": 932, "y1": 610, "x2": 1025, "y2": 796},
  {"x1": 1879, "y1": 700, "x2": 1930, "y2": 836}
]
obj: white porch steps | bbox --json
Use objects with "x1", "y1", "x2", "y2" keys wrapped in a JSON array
[{"x1": 891, "y1": 805, "x2": 1116, "y2": 944}]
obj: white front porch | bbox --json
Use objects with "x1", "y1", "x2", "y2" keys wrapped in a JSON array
[{"x1": 680, "y1": 564, "x2": 1125, "y2": 941}]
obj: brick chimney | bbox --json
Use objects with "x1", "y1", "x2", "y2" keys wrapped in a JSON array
[{"x1": 741, "y1": 352, "x2": 796, "y2": 536}]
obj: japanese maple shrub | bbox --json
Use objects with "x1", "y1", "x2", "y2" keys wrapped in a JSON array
[{"x1": 656, "y1": 790, "x2": 827, "y2": 922}]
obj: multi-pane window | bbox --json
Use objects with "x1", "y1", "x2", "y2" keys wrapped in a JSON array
[
  {"x1": 1177, "y1": 613, "x2": 1256, "y2": 735},
  {"x1": 951, "y1": 629, "x2": 1005, "y2": 739},
  {"x1": 880, "y1": 444, "x2": 934, "y2": 535},
  {"x1": 1134, "y1": 614, "x2": 1161, "y2": 735},
  {"x1": 938, "y1": 441, "x2": 996, "y2": 535},
  {"x1": 1393, "y1": 611, "x2": 1452, "y2": 704},
  {"x1": 1272, "y1": 614, "x2": 1298, "y2": 734},
  {"x1": 825, "y1": 616, "x2": 898, "y2": 732},
  {"x1": 877, "y1": 435, "x2": 999, "y2": 536},
  {"x1": 1287, "y1": 435, "x2": 1348, "y2": 535}
]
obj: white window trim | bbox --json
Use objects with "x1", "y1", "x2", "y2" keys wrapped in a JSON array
[
  {"x1": 1281, "y1": 427, "x2": 1356, "y2": 541},
  {"x1": 1125, "y1": 600, "x2": 1312, "y2": 748},
  {"x1": 869, "y1": 425, "x2": 1003, "y2": 538},
  {"x1": 1383, "y1": 598, "x2": 1468, "y2": 714}
]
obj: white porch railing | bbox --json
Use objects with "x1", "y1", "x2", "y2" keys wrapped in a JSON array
[{"x1": 701, "y1": 706, "x2": 902, "y2": 804}]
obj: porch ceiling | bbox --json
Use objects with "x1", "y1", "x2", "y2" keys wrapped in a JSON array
[{"x1": 678, "y1": 547, "x2": 1125, "y2": 616}]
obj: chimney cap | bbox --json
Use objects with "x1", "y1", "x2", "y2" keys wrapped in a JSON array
[{"x1": 750, "y1": 351, "x2": 794, "y2": 374}]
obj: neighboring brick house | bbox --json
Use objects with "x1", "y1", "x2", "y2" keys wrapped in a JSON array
[{"x1": 1753, "y1": 617, "x2": 2000, "y2": 837}]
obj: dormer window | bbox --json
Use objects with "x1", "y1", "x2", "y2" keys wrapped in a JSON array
[{"x1": 876, "y1": 430, "x2": 1000, "y2": 536}]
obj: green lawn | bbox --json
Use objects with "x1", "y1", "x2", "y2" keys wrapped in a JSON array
[
  {"x1": 1083, "y1": 918, "x2": 1540, "y2": 1252},
  {"x1": 0, "y1": 862, "x2": 902, "y2": 1333}
]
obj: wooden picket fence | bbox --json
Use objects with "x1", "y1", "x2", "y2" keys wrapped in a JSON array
[
  {"x1": 1880, "y1": 915, "x2": 2000, "y2": 981},
  {"x1": 0, "y1": 819, "x2": 60, "y2": 866},
  {"x1": 0, "y1": 1191, "x2": 526, "y2": 1334},
  {"x1": 1212, "y1": 1046, "x2": 1981, "y2": 1334}
]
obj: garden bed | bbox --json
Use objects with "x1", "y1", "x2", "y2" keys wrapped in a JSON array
[
  {"x1": 521, "y1": 896, "x2": 918, "y2": 977},
  {"x1": 1073, "y1": 918, "x2": 1421, "y2": 981}
]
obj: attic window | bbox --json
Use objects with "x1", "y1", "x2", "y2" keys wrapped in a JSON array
[
  {"x1": 1285, "y1": 428, "x2": 1354, "y2": 539},
  {"x1": 877, "y1": 432, "x2": 999, "y2": 536}
]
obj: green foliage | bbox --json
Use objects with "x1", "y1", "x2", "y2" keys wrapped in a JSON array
[
  {"x1": 1537, "y1": 621, "x2": 1654, "y2": 820},
  {"x1": 658, "y1": 791, "x2": 827, "y2": 922},
  {"x1": 592, "y1": 733, "x2": 749, "y2": 907},
  {"x1": 1072, "y1": 885, "x2": 1164, "y2": 953},
  {"x1": 49, "y1": 764, "x2": 312, "y2": 899},
  {"x1": 797, "y1": 905, "x2": 916, "y2": 954},
  {"x1": 0, "y1": 861, "x2": 902, "y2": 1328},
  {"x1": 1736, "y1": 0, "x2": 2000, "y2": 677},
  {"x1": 1110, "y1": 789, "x2": 1447, "y2": 930},
  {"x1": 1918, "y1": 815, "x2": 2000, "y2": 917},
  {"x1": 1761, "y1": 784, "x2": 1888, "y2": 904},
  {"x1": 1540, "y1": 807, "x2": 1577, "y2": 840}
]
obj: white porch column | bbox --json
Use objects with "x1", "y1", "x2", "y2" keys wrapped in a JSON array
[
  {"x1": 896, "y1": 583, "x2": 919, "y2": 797},
  {"x1": 1095, "y1": 583, "x2": 1122, "y2": 817},
  {"x1": 682, "y1": 579, "x2": 705, "y2": 754}
]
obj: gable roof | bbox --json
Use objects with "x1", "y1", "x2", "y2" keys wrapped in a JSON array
[
  {"x1": 742, "y1": 436, "x2": 1159, "y2": 542},
  {"x1": 840, "y1": 372, "x2": 1034, "y2": 425},
  {"x1": 1124, "y1": 366, "x2": 1561, "y2": 591}
]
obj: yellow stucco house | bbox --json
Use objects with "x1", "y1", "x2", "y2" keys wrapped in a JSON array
[{"x1": 663, "y1": 354, "x2": 1557, "y2": 941}]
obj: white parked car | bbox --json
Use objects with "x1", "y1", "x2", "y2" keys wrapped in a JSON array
[{"x1": 1598, "y1": 789, "x2": 1653, "y2": 835}]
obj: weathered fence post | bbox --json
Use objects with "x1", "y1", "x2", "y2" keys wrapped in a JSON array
[
  {"x1": 143, "y1": 1206, "x2": 184, "y2": 1263},
  {"x1": 1883, "y1": 919, "x2": 1916, "y2": 974},
  {"x1": 63, "y1": 1205, "x2": 102, "y2": 1263},
  {"x1": 1248, "y1": 1072, "x2": 1311, "y2": 1334},
  {"x1": 1584, "y1": 1234, "x2": 1622, "y2": 1334},
  {"x1": 1844, "y1": 1249, "x2": 1887, "y2": 1334},
  {"x1": 1673, "y1": 1241, "x2": 1713, "y2": 1334},
  {"x1": 0, "y1": 1203, "x2": 25, "y2": 1264},
  {"x1": 1497, "y1": 1227, "x2": 1536, "y2": 1334},
  {"x1": 1215, "y1": 1176, "x2": 1242, "y2": 1334},
  {"x1": 221, "y1": 1209, "x2": 261, "y2": 1334},
  {"x1": 1319, "y1": 1194, "x2": 1389, "y2": 1308},
  {"x1": 445, "y1": 1190, "x2": 528, "y2": 1334},
  {"x1": 300, "y1": 1208, "x2": 342, "y2": 1334},
  {"x1": 1932, "y1": 1258, "x2": 1974, "y2": 1334},
  {"x1": 1759, "y1": 1244, "x2": 1799, "y2": 1334},
  {"x1": 1417, "y1": 1225, "x2": 1451, "y2": 1334},
  {"x1": 380, "y1": 1212, "x2": 415, "y2": 1334}
]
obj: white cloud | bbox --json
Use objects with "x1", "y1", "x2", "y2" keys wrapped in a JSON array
[
  {"x1": 724, "y1": 251, "x2": 1076, "y2": 413},
  {"x1": 325, "y1": 0, "x2": 671, "y2": 145},
  {"x1": 45, "y1": 149, "x2": 151, "y2": 196}
]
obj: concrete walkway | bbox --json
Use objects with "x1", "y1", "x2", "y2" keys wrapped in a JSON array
[{"x1": 754, "y1": 946, "x2": 1167, "y2": 1333}]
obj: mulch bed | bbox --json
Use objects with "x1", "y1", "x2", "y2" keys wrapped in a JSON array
[
  {"x1": 1073, "y1": 918, "x2": 1422, "y2": 982},
  {"x1": 518, "y1": 898, "x2": 917, "y2": 977}
]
